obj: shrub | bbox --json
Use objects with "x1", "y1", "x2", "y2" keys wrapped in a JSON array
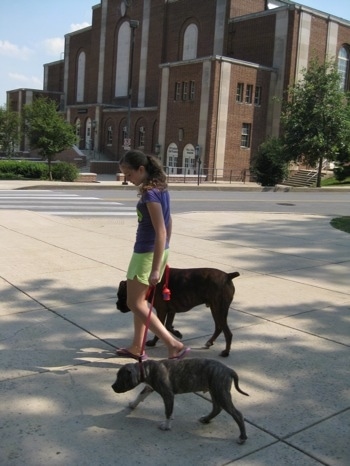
[
  {"x1": 0, "y1": 160, "x2": 78, "y2": 181},
  {"x1": 0, "y1": 160, "x2": 47, "y2": 179},
  {"x1": 51, "y1": 162, "x2": 78, "y2": 181},
  {"x1": 333, "y1": 165, "x2": 350, "y2": 182},
  {"x1": 251, "y1": 137, "x2": 289, "y2": 186}
]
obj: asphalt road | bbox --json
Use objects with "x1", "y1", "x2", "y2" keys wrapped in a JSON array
[
  {"x1": 67, "y1": 189, "x2": 350, "y2": 217},
  {"x1": 1, "y1": 188, "x2": 349, "y2": 217}
]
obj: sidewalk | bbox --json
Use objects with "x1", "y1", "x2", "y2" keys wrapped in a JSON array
[
  {"x1": 0, "y1": 174, "x2": 262, "y2": 191},
  {"x1": 0, "y1": 188, "x2": 349, "y2": 464},
  {"x1": 1, "y1": 174, "x2": 350, "y2": 191}
]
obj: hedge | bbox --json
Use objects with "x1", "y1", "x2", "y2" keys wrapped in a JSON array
[{"x1": 0, "y1": 160, "x2": 78, "y2": 182}]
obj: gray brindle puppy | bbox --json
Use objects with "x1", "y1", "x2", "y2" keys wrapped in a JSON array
[{"x1": 112, "y1": 358, "x2": 249, "y2": 444}]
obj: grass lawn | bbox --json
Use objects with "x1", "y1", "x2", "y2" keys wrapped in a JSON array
[
  {"x1": 323, "y1": 176, "x2": 350, "y2": 234},
  {"x1": 321, "y1": 176, "x2": 350, "y2": 186},
  {"x1": 330, "y1": 217, "x2": 350, "y2": 234}
]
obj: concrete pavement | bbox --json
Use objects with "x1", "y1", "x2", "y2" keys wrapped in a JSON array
[
  {"x1": 0, "y1": 179, "x2": 349, "y2": 465},
  {"x1": 1, "y1": 173, "x2": 350, "y2": 191}
]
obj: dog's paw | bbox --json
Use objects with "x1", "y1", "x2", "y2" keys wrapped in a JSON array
[
  {"x1": 128, "y1": 401, "x2": 138, "y2": 410},
  {"x1": 199, "y1": 416, "x2": 211, "y2": 424},
  {"x1": 237, "y1": 436, "x2": 247, "y2": 445},
  {"x1": 158, "y1": 420, "x2": 172, "y2": 431},
  {"x1": 220, "y1": 349, "x2": 230, "y2": 357},
  {"x1": 170, "y1": 329, "x2": 182, "y2": 339},
  {"x1": 204, "y1": 340, "x2": 213, "y2": 348},
  {"x1": 145, "y1": 339, "x2": 157, "y2": 347}
]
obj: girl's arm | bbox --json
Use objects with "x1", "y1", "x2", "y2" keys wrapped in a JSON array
[
  {"x1": 147, "y1": 201, "x2": 167, "y2": 286},
  {"x1": 167, "y1": 215, "x2": 172, "y2": 243}
]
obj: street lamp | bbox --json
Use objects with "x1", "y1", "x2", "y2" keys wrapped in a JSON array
[{"x1": 195, "y1": 144, "x2": 201, "y2": 186}]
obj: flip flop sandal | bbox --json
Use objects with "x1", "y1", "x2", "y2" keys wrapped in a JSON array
[{"x1": 116, "y1": 348, "x2": 148, "y2": 361}]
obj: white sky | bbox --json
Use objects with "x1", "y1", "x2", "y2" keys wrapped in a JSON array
[{"x1": 0, "y1": 0, "x2": 349, "y2": 107}]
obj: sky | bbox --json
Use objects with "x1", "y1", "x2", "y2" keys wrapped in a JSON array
[{"x1": 1, "y1": 0, "x2": 350, "y2": 107}]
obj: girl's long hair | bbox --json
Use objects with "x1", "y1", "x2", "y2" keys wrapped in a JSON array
[{"x1": 119, "y1": 149, "x2": 168, "y2": 194}]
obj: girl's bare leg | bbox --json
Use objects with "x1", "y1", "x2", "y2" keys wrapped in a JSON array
[{"x1": 126, "y1": 279, "x2": 185, "y2": 358}]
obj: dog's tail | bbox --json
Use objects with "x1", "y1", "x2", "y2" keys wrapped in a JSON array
[
  {"x1": 228, "y1": 272, "x2": 240, "y2": 281},
  {"x1": 231, "y1": 370, "x2": 249, "y2": 396}
]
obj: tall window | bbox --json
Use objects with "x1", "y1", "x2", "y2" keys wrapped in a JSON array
[
  {"x1": 241, "y1": 123, "x2": 251, "y2": 148},
  {"x1": 338, "y1": 46, "x2": 349, "y2": 91},
  {"x1": 182, "y1": 24, "x2": 198, "y2": 60},
  {"x1": 190, "y1": 81, "x2": 195, "y2": 100},
  {"x1": 75, "y1": 118, "x2": 81, "y2": 138},
  {"x1": 107, "y1": 126, "x2": 113, "y2": 146},
  {"x1": 122, "y1": 125, "x2": 128, "y2": 146},
  {"x1": 182, "y1": 82, "x2": 188, "y2": 100},
  {"x1": 138, "y1": 126, "x2": 145, "y2": 148},
  {"x1": 236, "y1": 83, "x2": 244, "y2": 103},
  {"x1": 245, "y1": 84, "x2": 253, "y2": 104},
  {"x1": 175, "y1": 82, "x2": 181, "y2": 100},
  {"x1": 254, "y1": 86, "x2": 262, "y2": 106},
  {"x1": 115, "y1": 22, "x2": 131, "y2": 97},
  {"x1": 76, "y1": 52, "x2": 86, "y2": 102}
]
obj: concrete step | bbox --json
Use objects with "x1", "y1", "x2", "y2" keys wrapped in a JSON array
[{"x1": 282, "y1": 170, "x2": 324, "y2": 187}]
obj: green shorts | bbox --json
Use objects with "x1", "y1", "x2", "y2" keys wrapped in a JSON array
[{"x1": 126, "y1": 249, "x2": 169, "y2": 285}]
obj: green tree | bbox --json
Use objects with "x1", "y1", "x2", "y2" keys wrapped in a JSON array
[
  {"x1": 0, "y1": 106, "x2": 20, "y2": 158},
  {"x1": 24, "y1": 97, "x2": 76, "y2": 180},
  {"x1": 281, "y1": 58, "x2": 350, "y2": 187},
  {"x1": 251, "y1": 137, "x2": 289, "y2": 186}
]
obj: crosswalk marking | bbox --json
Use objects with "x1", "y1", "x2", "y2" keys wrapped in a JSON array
[{"x1": 0, "y1": 190, "x2": 136, "y2": 217}]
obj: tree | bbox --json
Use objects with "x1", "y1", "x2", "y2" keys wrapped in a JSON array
[
  {"x1": 24, "y1": 98, "x2": 76, "y2": 180},
  {"x1": 0, "y1": 106, "x2": 20, "y2": 158},
  {"x1": 281, "y1": 58, "x2": 350, "y2": 187},
  {"x1": 251, "y1": 137, "x2": 289, "y2": 186}
]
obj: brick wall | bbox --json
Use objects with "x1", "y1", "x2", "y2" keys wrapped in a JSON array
[
  {"x1": 45, "y1": 61, "x2": 64, "y2": 93},
  {"x1": 230, "y1": 0, "x2": 266, "y2": 18},
  {"x1": 228, "y1": 14, "x2": 276, "y2": 67}
]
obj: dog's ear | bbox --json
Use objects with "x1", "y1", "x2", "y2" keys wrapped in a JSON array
[
  {"x1": 117, "y1": 280, "x2": 127, "y2": 291},
  {"x1": 116, "y1": 281, "x2": 131, "y2": 313},
  {"x1": 131, "y1": 364, "x2": 141, "y2": 386}
]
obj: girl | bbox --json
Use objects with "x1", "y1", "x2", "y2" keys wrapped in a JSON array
[{"x1": 116, "y1": 150, "x2": 190, "y2": 360}]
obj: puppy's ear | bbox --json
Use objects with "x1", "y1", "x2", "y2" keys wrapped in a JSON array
[{"x1": 130, "y1": 365, "x2": 140, "y2": 386}]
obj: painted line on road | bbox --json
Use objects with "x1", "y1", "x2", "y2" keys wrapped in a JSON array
[{"x1": 40, "y1": 211, "x2": 136, "y2": 216}]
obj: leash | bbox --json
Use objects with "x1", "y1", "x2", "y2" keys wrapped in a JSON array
[
  {"x1": 162, "y1": 264, "x2": 171, "y2": 301},
  {"x1": 138, "y1": 285, "x2": 156, "y2": 379},
  {"x1": 138, "y1": 266, "x2": 171, "y2": 379},
  {"x1": 140, "y1": 285, "x2": 156, "y2": 358}
]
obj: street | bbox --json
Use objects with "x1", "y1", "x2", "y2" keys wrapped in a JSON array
[{"x1": 1, "y1": 188, "x2": 347, "y2": 217}]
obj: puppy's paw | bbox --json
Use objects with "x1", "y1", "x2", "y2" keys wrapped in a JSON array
[
  {"x1": 204, "y1": 340, "x2": 213, "y2": 348},
  {"x1": 158, "y1": 419, "x2": 172, "y2": 431},
  {"x1": 199, "y1": 415, "x2": 211, "y2": 424},
  {"x1": 128, "y1": 401, "x2": 138, "y2": 410}
]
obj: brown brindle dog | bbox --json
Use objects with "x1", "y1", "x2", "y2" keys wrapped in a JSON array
[
  {"x1": 116, "y1": 267, "x2": 240, "y2": 357},
  {"x1": 112, "y1": 358, "x2": 249, "y2": 444}
]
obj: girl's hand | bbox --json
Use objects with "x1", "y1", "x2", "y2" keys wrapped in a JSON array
[{"x1": 149, "y1": 270, "x2": 160, "y2": 286}]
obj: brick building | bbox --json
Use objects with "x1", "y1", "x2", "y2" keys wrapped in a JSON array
[{"x1": 6, "y1": 0, "x2": 350, "y2": 179}]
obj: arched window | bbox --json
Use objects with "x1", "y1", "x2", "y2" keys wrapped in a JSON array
[
  {"x1": 75, "y1": 118, "x2": 81, "y2": 138},
  {"x1": 115, "y1": 22, "x2": 131, "y2": 97},
  {"x1": 76, "y1": 52, "x2": 86, "y2": 102},
  {"x1": 166, "y1": 143, "x2": 178, "y2": 174},
  {"x1": 338, "y1": 46, "x2": 349, "y2": 91},
  {"x1": 182, "y1": 24, "x2": 198, "y2": 60}
]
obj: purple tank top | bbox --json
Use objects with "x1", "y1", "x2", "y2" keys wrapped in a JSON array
[{"x1": 134, "y1": 188, "x2": 170, "y2": 253}]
